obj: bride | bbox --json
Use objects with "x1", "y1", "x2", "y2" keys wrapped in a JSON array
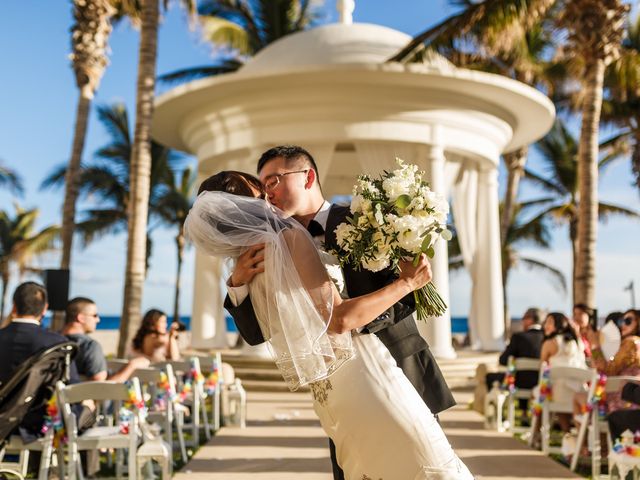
[{"x1": 184, "y1": 171, "x2": 473, "y2": 480}]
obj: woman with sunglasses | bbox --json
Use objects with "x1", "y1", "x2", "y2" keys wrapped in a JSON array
[{"x1": 586, "y1": 309, "x2": 640, "y2": 412}]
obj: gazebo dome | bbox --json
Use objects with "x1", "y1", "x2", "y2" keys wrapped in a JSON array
[{"x1": 242, "y1": 23, "x2": 454, "y2": 73}]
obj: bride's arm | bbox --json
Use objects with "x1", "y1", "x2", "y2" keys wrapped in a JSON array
[
  {"x1": 281, "y1": 227, "x2": 432, "y2": 334},
  {"x1": 328, "y1": 256, "x2": 432, "y2": 334}
]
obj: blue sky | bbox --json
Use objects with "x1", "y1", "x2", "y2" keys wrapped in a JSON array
[{"x1": 0, "y1": 0, "x2": 638, "y2": 319}]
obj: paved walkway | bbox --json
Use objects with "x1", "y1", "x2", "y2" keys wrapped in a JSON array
[{"x1": 175, "y1": 351, "x2": 582, "y2": 480}]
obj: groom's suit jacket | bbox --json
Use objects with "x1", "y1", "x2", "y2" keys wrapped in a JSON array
[{"x1": 224, "y1": 204, "x2": 456, "y2": 414}]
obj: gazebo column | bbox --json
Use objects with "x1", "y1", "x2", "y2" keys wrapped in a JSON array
[
  {"x1": 190, "y1": 172, "x2": 229, "y2": 350},
  {"x1": 474, "y1": 166, "x2": 505, "y2": 351},
  {"x1": 190, "y1": 252, "x2": 228, "y2": 349},
  {"x1": 419, "y1": 145, "x2": 456, "y2": 359}
]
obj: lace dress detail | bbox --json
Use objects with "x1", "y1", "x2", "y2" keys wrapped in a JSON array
[{"x1": 310, "y1": 379, "x2": 333, "y2": 406}]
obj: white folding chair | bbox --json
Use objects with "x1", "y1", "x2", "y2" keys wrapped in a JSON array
[
  {"x1": 220, "y1": 362, "x2": 247, "y2": 428},
  {"x1": 506, "y1": 357, "x2": 542, "y2": 434},
  {"x1": 154, "y1": 358, "x2": 210, "y2": 446},
  {"x1": 191, "y1": 353, "x2": 223, "y2": 433},
  {"x1": 571, "y1": 374, "x2": 640, "y2": 478},
  {"x1": 0, "y1": 430, "x2": 55, "y2": 480},
  {"x1": 56, "y1": 379, "x2": 142, "y2": 480},
  {"x1": 133, "y1": 364, "x2": 187, "y2": 464},
  {"x1": 540, "y1": 366, "x2": 593, "y2": 455},
  {"x1": 484, "y1": 380, "x2": 508, "y2": 432}
]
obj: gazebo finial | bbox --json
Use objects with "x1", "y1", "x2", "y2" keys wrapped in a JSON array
[{"x1": 337, "y1": 0, "x2": 355, "y2": 25}]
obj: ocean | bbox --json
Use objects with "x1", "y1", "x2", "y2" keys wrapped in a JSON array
[{"x1": 42, "y1": 314, "x2": 473, "y2": 334}]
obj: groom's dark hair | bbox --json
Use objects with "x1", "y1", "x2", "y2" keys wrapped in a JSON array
[{"x1": 257, "y1": 145, "x2": 321, "y2": 188}]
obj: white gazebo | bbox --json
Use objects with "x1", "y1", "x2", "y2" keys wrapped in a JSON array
[{"x1": 152, "y1": 13, "x2": 555, "y2": 356}]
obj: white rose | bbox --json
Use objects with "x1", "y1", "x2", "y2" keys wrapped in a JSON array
[
  {"x1": 350, "y1": 194, "x2": 364, "y2": 214},
  {"x1": 335, "y1": 223, "x2": 357, "y2": 250},
  {"x1": 363, "y1": 254, "x2": 390, "y2": 272},
  {"x1": 382, "y1": 176, "x2": 414, "y2": 202}
]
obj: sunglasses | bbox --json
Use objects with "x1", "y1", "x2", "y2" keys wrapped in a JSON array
[{"x1": 618, "y1": 316, "x2": 635, "y2": 327}]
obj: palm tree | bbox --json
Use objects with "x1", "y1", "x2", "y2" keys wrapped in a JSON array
[
  {"x1": 155, "y1": 166, "x2": 195, "y2": 324},
  {"x1": 119, "y1": 0, "x2": 196, "y2": 357},
  {"x1": 0, "y1": 162, "x2": 24, "y2": 196},
  {"x1": 0, "y1": 205, "x2": 59, "y2": 322},
  {"x1": 392, "y1": 0, "x2": 629, "y2": 308},
  {"x1": 159, "y1": 0, "x2": 321, "y2": 84},
  {"x1": 41, "y1": 103, "x2": 183, "y2": 254},
  {"x1": 61, "y1": 0, "x2": 115, "y2": 275},
  {"x1": 525, "y1": 119, "x2": 639, "y2": 302}
]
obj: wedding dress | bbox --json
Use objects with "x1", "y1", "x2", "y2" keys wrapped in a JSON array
[{"x1": 185, "y1": 191, "x2": 473, "y2": 480}]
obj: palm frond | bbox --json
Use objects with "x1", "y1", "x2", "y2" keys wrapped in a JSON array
[
  {"x1": 158, "y1": 59, "x2": 243, "y2": 85},
  {"x1": 39, "y1": 163, "x2": 69, "y2": 191},
  {"x1": 597, "y1": 202, "x2": 640, "y2": 223},
  {"x1": 201, "y1": 16, "x2": 253, "y2": 55},
  {"x1": 390, "y1": 0, "x2": 553, "y2": 62},
  {"x1": 519, "y1": 256, "x2": 567, "y2": 293},
  {"x1": 0, "y1": 163, "x2": 24, "y2": 196}
]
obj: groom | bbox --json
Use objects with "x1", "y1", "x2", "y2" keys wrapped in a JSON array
[{"x1": 224, "y1": 145, "x2": 455, "y2": 479}]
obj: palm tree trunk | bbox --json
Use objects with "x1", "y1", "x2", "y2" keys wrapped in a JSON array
[
  {"x1": 173, "y1": 233, "x2": 185, "y2": 324},
  {"x1": 117, "y1": 0, "x2": 159, "y2": 357},
  {"x1": 53, "y1": 85, "x2": 93, "y2": 331},
  {"x1": 570, "y1": 216, "x2": 578, "y2": 306},
  {"x1": 575, "y1": 58, "x2": 605, "y2": 308},
  {"x1": 500, "y1": 147, "x2": 528, "y2": 246}
]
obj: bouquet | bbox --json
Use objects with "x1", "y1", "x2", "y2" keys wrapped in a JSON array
[{"x1": 329, "y1": 159, "x2": 451, "y2": 321}]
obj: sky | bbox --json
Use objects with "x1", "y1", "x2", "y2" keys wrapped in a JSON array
[{"x1": 0, "y1": 0, "x2": 638, "y2": 320}]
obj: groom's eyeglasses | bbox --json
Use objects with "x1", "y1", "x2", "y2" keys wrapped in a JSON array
[{"x1": 263, "y1": 170, "x2": 309, "y2": 191}]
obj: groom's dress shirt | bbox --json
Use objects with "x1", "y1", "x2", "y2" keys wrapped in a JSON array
[{"x1": 227, "y1": 201, "x2": 332, "y2": 306}]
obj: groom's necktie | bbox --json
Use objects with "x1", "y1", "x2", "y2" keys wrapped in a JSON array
[{"x1": 307, "y1": 219, "x2": 325, "y2": 238}]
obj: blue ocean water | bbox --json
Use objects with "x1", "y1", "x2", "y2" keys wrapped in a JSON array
[{"x1": 43, "y1": 314, "x2": 472, "y2": 334}]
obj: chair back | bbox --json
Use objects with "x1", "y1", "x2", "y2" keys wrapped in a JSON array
[
  {"x1": 221, "y1": 363, "x2": 236, "y2": 385},
  {"x1": 106, "y1": 358, "x2": 130, "y2": 374},
  {"x1": 548, "y1": 365, "x2": 593, "y2": 385},
  {"x1": 513, "y1": 357, "x2": 541, "y2": 371}
]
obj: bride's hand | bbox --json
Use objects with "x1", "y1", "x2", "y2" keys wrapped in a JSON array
[
  {"x1": 398, "y1": 255, "x2": 432, "y2": 291},
  {"x1": 230, "y1": 244, "x2": 265, "y2": 287}
]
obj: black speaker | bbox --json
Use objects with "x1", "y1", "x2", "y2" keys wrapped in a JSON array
[{"x1": 44, "y1": 269, "x2": 70, "y2": 311}]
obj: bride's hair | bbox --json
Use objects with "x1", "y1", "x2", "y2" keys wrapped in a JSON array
[{"x1": 198, "y1": 171, "x2": 266, "y2": 198}]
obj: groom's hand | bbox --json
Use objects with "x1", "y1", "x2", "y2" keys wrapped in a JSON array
[{"x1": 230, "y1": 244, "x2": 265, "y2": 287}]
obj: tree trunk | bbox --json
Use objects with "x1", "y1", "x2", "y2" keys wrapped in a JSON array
[
  {"x1": 54, "y1": 85, "x2": 93, "y2": 331},
  {"x1": 173, "y1": 232, "x2": 185, "y2": 324},
  {"x1": 500, "y1": 147, "x2": 528, "y2": 246},
  {"x1": 575, "y1": 58, "x2": 605, "y2": 308},
  {"x1": 570, "y1": 215, "x2": 578, "y2": 306},
  {"x1": 117, "y1": 0, "x2": 159, "y2": 357}
]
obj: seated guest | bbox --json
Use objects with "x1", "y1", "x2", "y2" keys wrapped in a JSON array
[
  {"x1": 540, "y1": 312, "x2": 587, "y2": 433},
  {"x1": 486, "y1": 307, "x2": 545, "y2": 389},
  {"x1": 608, "y1": 382, "x2": 640, "y2": 441},
  {"x1": 131, "y1": 309, "x2": 180, "y2": 362},
  {"x1": 474, "y1": 308, "x2": 545, "y2": 414},
  {"x1": 62, "y1": 297, "x2": 149, "y2": 381},
  {"x1": 0, "y1": 282, "x2": 79, "y2": 438},
  {"x1": 572, "y1": 303, "x2": 595, "y2": 361},
  {"x1": 586, "y1": 309, "x2": 640, "y2": 412}
]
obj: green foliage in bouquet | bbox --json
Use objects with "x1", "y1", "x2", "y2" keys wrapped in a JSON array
[{"x1": 329, "y1": 159, "x2": 452, "y2": 320}]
